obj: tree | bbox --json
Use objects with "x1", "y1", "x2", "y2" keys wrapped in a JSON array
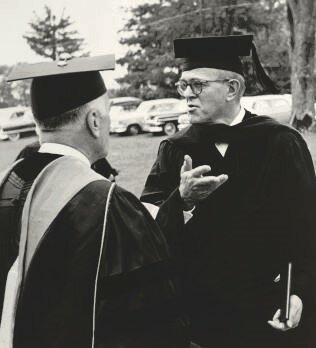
[
  {"x1": 117, "y1": 1, "x2": 182, "y2": 99},
  {"x1": 24, "y1": 6, "x2": 86, "y2": 61},
  {"x1": 118, "y1": 0, "x2": 291, "y2": 99},
  {"x1": 11, "y1": 79, "x2": 31, "y2": 106},
  {"x1": 0, "y1": 65, "x2": 31, "y2": 107},
  {"x1": 0, "y1": 66, "x2": 19, "y2": 107},
  {"x1": 287, "y1": 0, "x2": 316, "y2": 131}
]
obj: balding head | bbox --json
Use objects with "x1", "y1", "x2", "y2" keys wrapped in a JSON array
[{"x1": 38, "y1": 93, "x2": 111, "y2": 163}]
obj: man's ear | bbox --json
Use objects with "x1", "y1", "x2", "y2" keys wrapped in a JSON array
[
  {"x1": 86, "y1": 109, "x2": 101, "y2": 138},
  {"x1": 226, "y1": 79, "x2": 240, "y2": 101}
]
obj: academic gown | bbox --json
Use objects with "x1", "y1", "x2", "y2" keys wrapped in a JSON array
[
  {"x1": 0, "y1": 152, "x2": 188, "y2": 348},
  {"x1": 141, "y1": 111, "x2": 316, "y2": 348}
]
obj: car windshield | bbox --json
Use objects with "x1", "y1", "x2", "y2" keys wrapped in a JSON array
[
  {"x1": 10, "y1": 111, "x2": 25, "y2": 120},
  {"x1": 136, "y1": 102, "x2": 157, "y2": 114}
]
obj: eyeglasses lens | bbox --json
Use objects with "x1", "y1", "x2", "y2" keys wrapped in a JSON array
[{"x1": 177, "y1": 81, "x2": 203, "y2": 95}]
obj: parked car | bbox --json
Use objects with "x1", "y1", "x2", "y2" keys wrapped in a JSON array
[
  {"x1": 178, "y1": 94, "x2": 293, "y2": 130},
  {"x1": 142, "y1": 98, "x2": 187, "y2": 136},
  {"x1": 110, "y1": 97, "x2": 145, "y2": 135},
  {"x1": 111, "y1": 98, "x2": 186, "y2": 136},
  {"x1": 1, "y1": 108, "x2": 36, "y2": 141},
  {"x1": 241, "y1": 94, "x2": 292, "y2": 124},
  {"x1": 0, "y1": 106, "x2": 30, "y2": 141},
  {"x1": 110, "y1": 97, "x2": 142, "y2": 114}
]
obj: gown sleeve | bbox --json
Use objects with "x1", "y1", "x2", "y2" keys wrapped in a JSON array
[
  {"x1": 95, "y1": 185, "x2": 188, "y2": 347},
  {"x1": 140, "y1": 140, "x2": 188, "y2": 256},
  {"x1": 141, "y1": 140, "x2": 185, "y2": 205},
  {"x1": 265, "y1": 130, "x2": 316, "y2": 307},
  {"x1": 101, "y1": 185, "x2": 170, "y2": 276}
]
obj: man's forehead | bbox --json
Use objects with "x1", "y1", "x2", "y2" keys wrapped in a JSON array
[{"x1": 180, "y1": 68, "x2": 222, "y2": 80}]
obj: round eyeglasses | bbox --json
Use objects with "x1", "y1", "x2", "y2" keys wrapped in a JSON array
[{"x1": 175, "y1": 79, "x2": 230, "y2": 96}]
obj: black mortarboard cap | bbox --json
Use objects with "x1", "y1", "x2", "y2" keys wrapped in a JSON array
[
  {"x1": 174, "y1": 35, "x2": 278, "y2": 94},
  {"x1": 7, "y1": 54, "x2": 115, "y2": 121}
]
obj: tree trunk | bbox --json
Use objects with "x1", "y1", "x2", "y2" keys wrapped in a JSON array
[
  {"x1": 287, "y1": 0, "x2": 316, "y2": 131},
  {"x1": 199, "y1": 0, "x2": 205, "y2": 36},
  {"x1": 52, "y1": 25, "x2": 57, "y2": 61}
]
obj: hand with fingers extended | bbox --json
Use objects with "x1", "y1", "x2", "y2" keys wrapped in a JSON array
[
  {"x1": 268, "y1": 295, "x2": 303, "y2": 331},
  {"x1": 179, "y1": 154, "x2": 228, "y2": 210}
]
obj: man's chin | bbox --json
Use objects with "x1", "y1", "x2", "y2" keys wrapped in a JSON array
[{"x1": 188, "y1": 113, "x2": 201, "y2": 124}]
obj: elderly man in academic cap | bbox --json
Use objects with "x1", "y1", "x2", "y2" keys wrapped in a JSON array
[
  {"x1": 141, "y1": 35, "x2": 316, "y2": 348},
  {"x1": 0, "y1": 56, "x2": 188, "y2": 348}
]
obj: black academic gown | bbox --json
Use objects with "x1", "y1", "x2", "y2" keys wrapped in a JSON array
[
  {"x1": 141, "y1": 111, "x2": 316, "y2": 348},
  {"x1": 0, "y1": 152, "x2": 188, "y2": 348}
]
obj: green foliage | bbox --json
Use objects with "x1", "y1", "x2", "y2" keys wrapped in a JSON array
[
  {"x1": 118, "y1": 0, "x2": 290, "y2": 99},
  {"x1": 23, "y1": 5, "x2": 86, "y2": 60}
]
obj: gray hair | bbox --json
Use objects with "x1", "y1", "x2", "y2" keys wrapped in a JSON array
[{"x1": 37, "y1": 103, "x2": 90, "y2": 131}]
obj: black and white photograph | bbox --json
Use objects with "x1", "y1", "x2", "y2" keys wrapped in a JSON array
[{"x1": 0, "y1": 0, "x2": 316, "y2": 347}]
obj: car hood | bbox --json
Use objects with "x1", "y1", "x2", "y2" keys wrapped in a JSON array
[{"x1": 0, "y1": 115, "x2": 15, "y2": 127}]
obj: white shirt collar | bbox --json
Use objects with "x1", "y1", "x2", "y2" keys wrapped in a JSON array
[
  {"x1": 230, "y1": 107, "x2": 245, "y2": 126},
  {"x1": 39, "y1": 143, "x2": 90, "y2": 166},
  {"x1": 214, "y1": 107, "x2": 246, "y2": 157}
]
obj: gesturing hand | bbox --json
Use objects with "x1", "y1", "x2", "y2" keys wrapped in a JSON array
[
  {"x1": 179, "y1": 155, "x2": 228, "y2": 210},
  {"x1": 268, "y1": 295, "x2": 303, "y2": 331}
]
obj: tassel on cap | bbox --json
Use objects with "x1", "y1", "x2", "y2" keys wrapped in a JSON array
[{"x1": 251, "y1": 43, "x2": 279, "y2": 94}]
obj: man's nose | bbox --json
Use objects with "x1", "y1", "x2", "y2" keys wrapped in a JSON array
[{"x1": 182, "y1": 85, "x2": 196, "y2": 98}]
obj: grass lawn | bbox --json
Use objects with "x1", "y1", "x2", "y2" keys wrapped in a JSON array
[
  {"x1": 0, "y1": 133, "x2": 166, "y2": 197},
  {"x1": 1, "y1": 130, "x2": 316, "y2": 197}
]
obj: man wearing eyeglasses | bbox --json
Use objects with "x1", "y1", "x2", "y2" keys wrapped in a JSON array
[{"x1": 141, "y1": 35, "x2": 316, "y2": 348}]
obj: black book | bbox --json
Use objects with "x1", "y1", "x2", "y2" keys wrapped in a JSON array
[{"x1": 280, "y1": 262, "x2": 292, "y2": 322}]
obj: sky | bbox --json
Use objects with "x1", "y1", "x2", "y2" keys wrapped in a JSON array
[{"x1": 0, "y1": 0, "x2": 156, "y2": 88}]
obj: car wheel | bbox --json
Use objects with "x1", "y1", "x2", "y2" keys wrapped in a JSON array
[
  {"x1": 163, "y1": 122, "x2": 177, "y2": 136},
  {"x1": 8, "y1": 133, "x2": 20, "y2": 141},
  {"x1": 127, "y1": 124, "x2": 141, "y2": 135}
]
